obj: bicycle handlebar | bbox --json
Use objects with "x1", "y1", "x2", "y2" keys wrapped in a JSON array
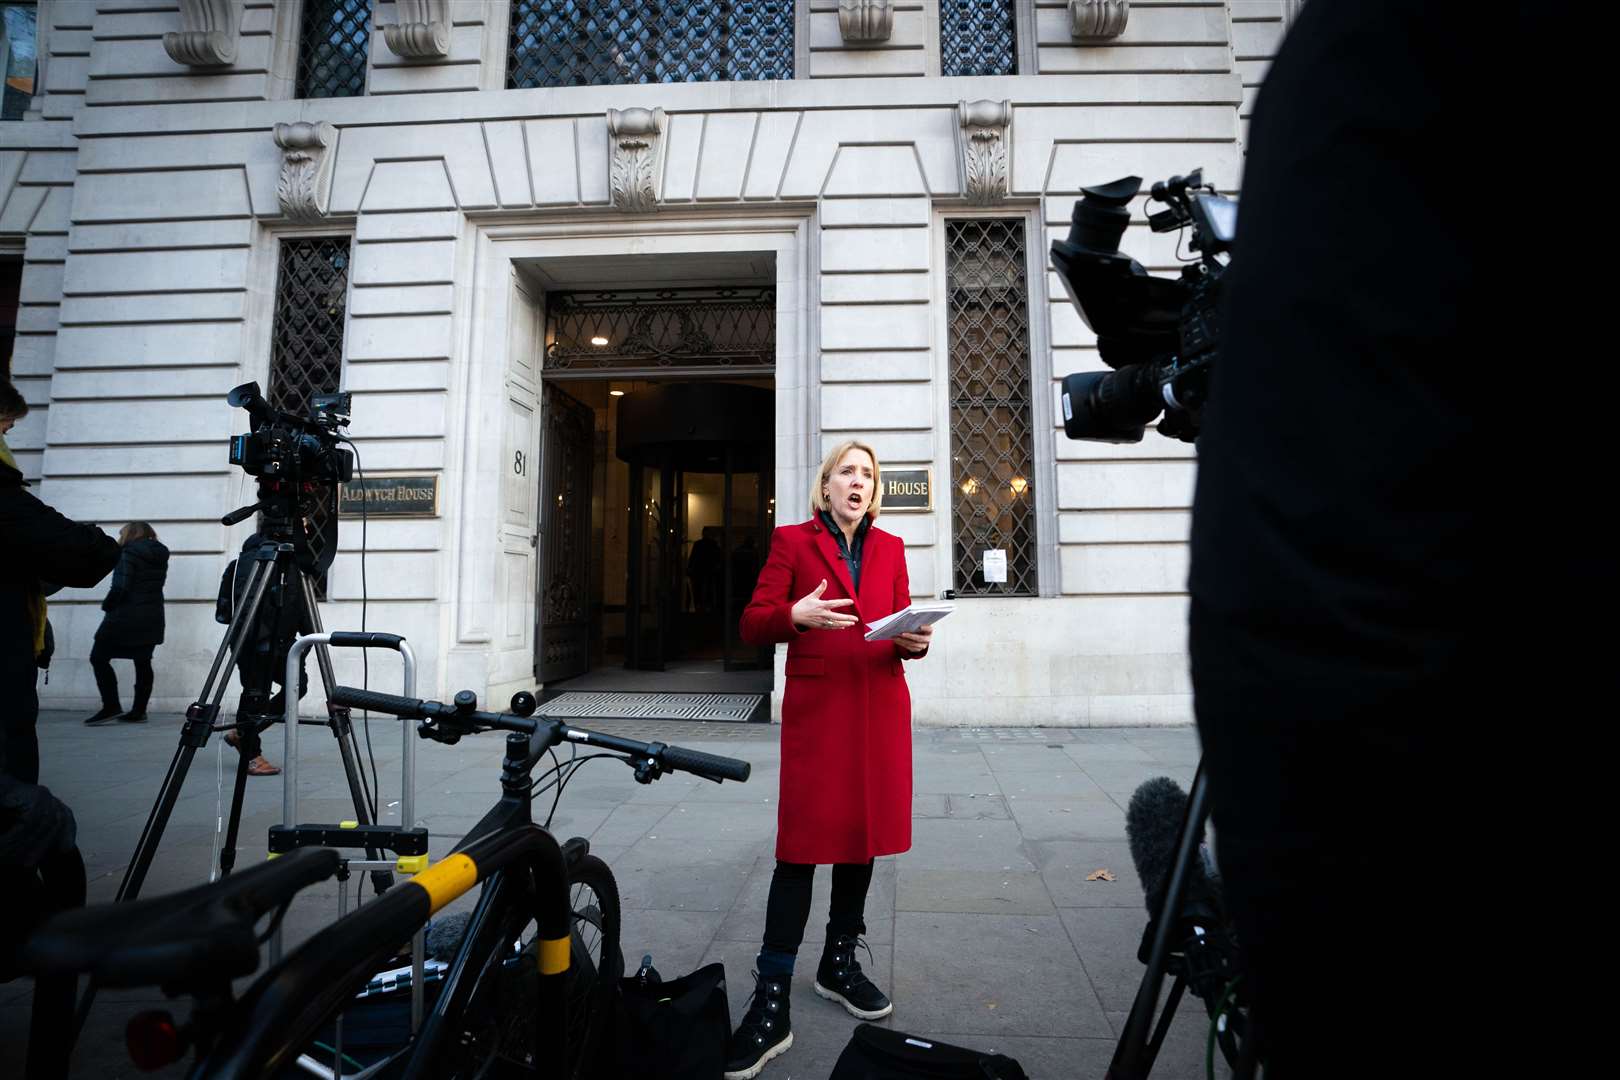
[{"x1": 328, "y1": 685, "x2": 752, "y2": 784}]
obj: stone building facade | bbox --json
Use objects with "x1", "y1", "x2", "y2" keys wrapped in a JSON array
[{"x1": 4, "y1": 0, "x2": 1300, "y2": 724}]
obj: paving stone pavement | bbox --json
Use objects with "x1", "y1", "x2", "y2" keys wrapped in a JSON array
[{"x1": 2, "y1": 710, "x2": 1225, "y2": 1079}]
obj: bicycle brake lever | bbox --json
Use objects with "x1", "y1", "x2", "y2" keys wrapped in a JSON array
[
  {"x1": 633, "y1": 743, "x2": 668, "y2": 785},
  {"x1": 417, "y1": 718, "x2": 461, "y2": 746}
]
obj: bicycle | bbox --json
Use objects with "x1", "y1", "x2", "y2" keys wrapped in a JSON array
[{"x1": 21, "y1": 684, "x2": 752, "y2": 1079}]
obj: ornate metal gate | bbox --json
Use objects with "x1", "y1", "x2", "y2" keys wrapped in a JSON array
[{"x1": 538, "y1": 383, "x2": 594, "y2": 682}]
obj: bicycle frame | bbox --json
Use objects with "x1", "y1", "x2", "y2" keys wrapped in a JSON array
[{"x1": 193, "y1": 823, "x2": 573, "y2": 1078}]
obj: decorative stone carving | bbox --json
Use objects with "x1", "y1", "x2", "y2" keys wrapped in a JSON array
[
  {"x1": 163, "y1": 0, "x2": 240, "y2": 67},
  {"x1": 839, "y1": 0, "x2": 894, "y2": 44},
  {"x1": 1069, "y1": 0, "x2": 1130, "y2": 40},
  {"x1": 958, "y1": 100, "x2": 1012, "y2": 206},
  {"x1": 274, "y1": 121, "x2": 339, "y2": 223},
  {"x1": 607, "y1": 108, "x2": 666, "y2": 214},
  {"x1": 383, "y1": 0, "x2": 452, "y2": 59}
]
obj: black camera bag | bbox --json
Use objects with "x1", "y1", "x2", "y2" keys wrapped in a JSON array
[
  {"x1": 594, "y1": 961, "x2": 731, "y2": 1080},
  {"x1": 829, "y1": 1024, "x2": 1029, "y2": 1080}
]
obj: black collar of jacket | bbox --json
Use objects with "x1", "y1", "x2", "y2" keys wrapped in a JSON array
[
  {"x1": 0, "y1": 460, "x2": 28, "y2": 489},
  {"x1": 817, "y1": 509, "x2": 870, "y2": 560}
]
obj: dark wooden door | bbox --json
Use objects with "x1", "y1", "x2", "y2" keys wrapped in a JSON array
[{"x1": 538, "y1": 383, "x2": 594, "y2": 682}]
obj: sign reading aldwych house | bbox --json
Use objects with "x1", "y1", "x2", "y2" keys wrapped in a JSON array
[
  {"x1": 882, "y1": 470, "x2": 931, "y2": 511},
  {"x1": 338, "y1": 475, "x2": 440, "y2": 518}
]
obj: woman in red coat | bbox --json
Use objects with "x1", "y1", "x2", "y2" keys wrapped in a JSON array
[{"x1": 724, "y1": 440, "x2": 934, "y2": 1080}]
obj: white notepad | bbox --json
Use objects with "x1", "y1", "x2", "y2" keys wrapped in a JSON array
[{"x1": 863, "y1": 602, "x2": 955, "y2": 641}]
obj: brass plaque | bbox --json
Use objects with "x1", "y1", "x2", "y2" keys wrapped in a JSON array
[
  {"x1": 882, "y1": 469, "x2": 931, "y2": 512},
  {"x1": 338, "y1": 475, "x2": 440, "y2": 518}
]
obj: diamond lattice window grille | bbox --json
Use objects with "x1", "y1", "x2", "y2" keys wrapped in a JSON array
[
  {"x1": 947, "y1": 219, "x2": 1037, "y2": 597},
  {"x1": 296, "y1": 0, "x2": 371, "y2": 99},
  {"x1": 268, "y1": 236, "x2": 351, "y2": 592},
  {"x1": 507, "y1": 0, "x2": 795, "y2": 89},
  {"x1": 941, "y1": 0, "x2": 1018, "y2": 77},
  {"x1": 545, "y1": 287, "x2": 776, "y2": 373}
]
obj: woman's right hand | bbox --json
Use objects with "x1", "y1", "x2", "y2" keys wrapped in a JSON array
[{"x1": 791, "y1": 579, "x2": 858, "y2": 632}]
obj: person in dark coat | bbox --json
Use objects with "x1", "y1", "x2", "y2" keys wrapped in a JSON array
[
  {"x1": 726, "y1": 440, "x2": 934, "y2": 1080},
  {"x1": 0, "y1": 382, "x2": 121, "y2": 781},
  {"x1": 84, "y1": 522, "x2": 169, "y2": 725}
]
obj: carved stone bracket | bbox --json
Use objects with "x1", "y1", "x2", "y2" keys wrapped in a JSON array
[
  {"x1": 839, "y1": 0, "x2": 894, "y2": 44},
  {"x1": 607, "y1": 108, "x2": 666, "y2": 214},
  {"x1": 274, "y1": 121, "x2": 339, "y2": 223},
  {"x1": 1069, "y1": 0, "x2": 1130, "y2": 40},
  {"x1": 383, "y1": 0, "x2": 452, "y2": 59},
  {"x1": 958, "y1": 100, "x2": 1012, "y2": 206},
  {"x1": 163, "y1": 0, "x2": 240, "y2": 67}
]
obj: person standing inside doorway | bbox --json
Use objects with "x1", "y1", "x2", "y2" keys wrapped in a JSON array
[
  {"x1": 84, "y1": 522, "x2": 169, "y2": 725},
  {"x1": 726, "y1": 440, "x2": 934, "y2": 1080}
]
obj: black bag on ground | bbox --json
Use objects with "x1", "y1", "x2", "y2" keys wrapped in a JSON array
[
  {"x1": 596, "y1": 960, "x2": 731, "y2": 1080},
  {"x1": 830, "y1": 1023, "x2": 1030, "y2": 1080}
]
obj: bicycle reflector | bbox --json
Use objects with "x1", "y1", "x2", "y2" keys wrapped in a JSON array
[{"x1": 127, "y1": 1010, "x2": 187, "y2": 1071}]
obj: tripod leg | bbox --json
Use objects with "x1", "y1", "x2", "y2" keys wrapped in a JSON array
[
  {"x1": 217, "y1": 723, "x2": 257, "y2": 878},
  {"x1": 116, "y1": 742, "x2": 200, "y2": 903},
  {"x1": 298, "y1": 571, "x2": 394, "y2": 895},
  {"x1": 1106, "y1": 763, "x2": 1213, "y2": 1080},
  {"x1": 116, "y1": 555, "x2": 285, "y2": 902}
]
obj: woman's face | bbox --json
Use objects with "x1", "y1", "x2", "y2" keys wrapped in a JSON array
[
  {"x1": 823, "y1": 448, "x2": 875, "y2": 530},
  {"x1": 0, "y1": 415, "x2": 16, "y2": 436}
]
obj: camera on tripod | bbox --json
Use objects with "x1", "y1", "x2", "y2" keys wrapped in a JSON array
[
  {"x1": 226, "y1": 381, "x2": 354, "y2": 484},
  {"x1": 222, "y1": 382, "x2": 355, "y2": 573},
  {"x1": 1051, "y1": 168, "x2": 1236, "y2": 444}
]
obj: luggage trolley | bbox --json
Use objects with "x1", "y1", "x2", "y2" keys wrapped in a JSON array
[{"x1": 268, "y1": 631, "x2": 429, "y2": 1041}]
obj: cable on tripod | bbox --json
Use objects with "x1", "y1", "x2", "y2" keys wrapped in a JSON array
[
  {"x1": 1206, "y1": 974, "x2": 1242, "y2": 1080},
  {"x1": 338, "y1": 434, "x2": 380, "y2": 822}
]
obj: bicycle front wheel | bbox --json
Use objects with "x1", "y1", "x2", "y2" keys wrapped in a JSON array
[{"x1": 563, "y1": 853, "x2": 622, "y2": 1079}]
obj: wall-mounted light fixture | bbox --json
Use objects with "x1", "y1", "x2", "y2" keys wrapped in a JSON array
[{"x1": 590, "y1": 335, "x2": 610, "y2": 346}]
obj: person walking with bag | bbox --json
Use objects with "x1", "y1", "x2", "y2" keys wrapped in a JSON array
[
  {"x1": 84, "y1": 523, "x2": 168, "y2": 725},
  {"x1": 725, "y1": 440, "x2": 934, "y2": 1080}
]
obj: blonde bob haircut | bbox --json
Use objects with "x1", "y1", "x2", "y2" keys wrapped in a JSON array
[{"x1": 810, "y1": 440, "x2": 883, "y2": 521}]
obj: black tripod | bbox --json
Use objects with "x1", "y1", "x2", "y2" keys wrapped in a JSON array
[
  {"x1": 1107, "y1": 763, "x2": 1254, "y2": 1079},
  {"x1": 116, "y1": 527, "x2": 392, "y2": 903}
]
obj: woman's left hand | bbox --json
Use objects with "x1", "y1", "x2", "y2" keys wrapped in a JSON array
[{"x1": 895, "y1": 623, "x2": 933, "y2": 656}]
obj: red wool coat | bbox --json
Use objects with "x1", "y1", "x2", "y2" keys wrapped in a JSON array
[{"x1": 740, "y1": 517, "x2": 924, "y2": 864}]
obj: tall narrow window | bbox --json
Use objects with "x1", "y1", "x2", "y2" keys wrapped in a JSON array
[
  {"x1": 296, "y1": 0, "x2": 371, "y2": 99},
  {"x1": 0, "y1": 256, "x2": 20, "y2": 378},
  {"x1": 269, "y1": 237, "x2": 351, "y2": 589},
  {"x1": 1, "y1": 3, "x2": 39, "y2": 120},
  {"x1": 946, "y1": 219, "x2": 1037, "y2": 596},
  {"x1": 506, "y1": 0, "x2": 794, "y2": 89},
  {"x1": 941, "y1": 0, "x2": 1018, "y2": 77}
]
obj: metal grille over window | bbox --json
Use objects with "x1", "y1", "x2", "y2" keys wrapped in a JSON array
[
  {"x1": 941, "y1": 0, "x2": 1018, "y2": 77},
  {"x1": 545, "y1": 287, "x2": 776, "y2": 376},
  {"x1": 268, "y1": 237, "x2": 351, "y2": 590},
  {"x1": 947, "y1": 219, "x2": 1037, "y2": 596},
  {"x1": 506, "y1": 0, "x2": 795, "y2": 89},
  {"x1": 296, "y1": 0, "x2": 371, "y2": 99}
]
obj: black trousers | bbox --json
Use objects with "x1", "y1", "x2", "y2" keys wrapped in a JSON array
[
  {"x1": 761, "y1": 859, "x2": 874, "y2": 962},
  {"x1": 0, "y1": 663, "x2": 39, "y2": 783},
  {"x1": 89, "y1": 641, "x2": 154, "y2": 713}
]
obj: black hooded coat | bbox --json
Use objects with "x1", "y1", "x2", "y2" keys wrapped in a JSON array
[{"x1": 94, "y1": 538, "x2": 169, "y2": 655}]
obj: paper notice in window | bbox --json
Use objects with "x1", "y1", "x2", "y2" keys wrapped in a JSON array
[
  {"x1": 983, "y1": 549, "x2": 1008, "y2": 583},
  {"x1": 863, "y1": 602, "x2": 956, "y2": 641}
]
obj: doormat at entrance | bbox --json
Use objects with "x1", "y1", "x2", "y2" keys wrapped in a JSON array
[{"x1": 535, "y1": 691, "x2": 769, "y2": 724}]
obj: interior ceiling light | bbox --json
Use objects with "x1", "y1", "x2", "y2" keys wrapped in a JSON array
[
  {"x1": 609, "y1": 389, "x2": 625, "y2": 397},
  {"x1": 590, "y1": 335, "x2": 610, "y2": 346}
]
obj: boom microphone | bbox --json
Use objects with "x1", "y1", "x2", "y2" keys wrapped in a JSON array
[
  {"x1": 1126, "y1": 776, "x2": 1214, "y2": 923},
  {"x1": 425, "y1": 911, "x2": 471, "y2": 960}
]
